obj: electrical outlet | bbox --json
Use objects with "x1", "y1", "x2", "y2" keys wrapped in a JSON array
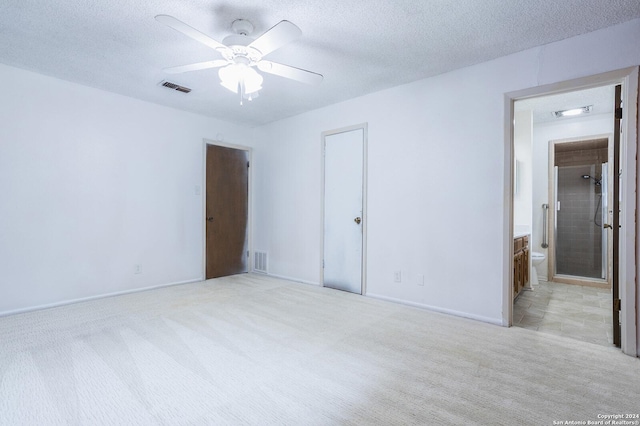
[
  {"x1": 393, "y1": 270, "x2": 402, "y2": 283},
  {"x1": 417, "y1": 274, "x2": 425, "y2": 286},
  {"x1": 134, "y1": 264, "x2": 142, "y2": 274}
]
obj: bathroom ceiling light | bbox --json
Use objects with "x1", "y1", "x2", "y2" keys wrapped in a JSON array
[{"x1": 553, "y1": 105, "x2": 592, "y2": 118}]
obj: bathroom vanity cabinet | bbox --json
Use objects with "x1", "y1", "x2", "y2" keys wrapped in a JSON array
[{"x1": 513, "y1": 235, "x2": 529, "y2": 299}]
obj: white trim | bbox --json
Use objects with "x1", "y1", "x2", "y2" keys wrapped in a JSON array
[
  {"x1": 202, "y1": 139, "x2": 253, "y2": 280},
  {"x1": 620, "y1": 68, "x2": 638, "y2": 356},
  {"x1": 503, "y1": 93, "x2": 515, "y2": 326},
  {"x1": 367, "y1": 293, "x2": 504, "y2": 326},
  {"x1": 262, "y1": 272, "x2": 320, "y2": 287},
  {"x1": 504, "y1": 67, "x2": 638, "y2": 357},
  {"x1": 0, "y1": 278, "x2": 202, "y2": 318},
  {"x1": 320, "y1": 123, "x2": 368, "y2": 295}
]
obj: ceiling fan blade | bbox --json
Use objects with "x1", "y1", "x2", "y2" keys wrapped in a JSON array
[
  {"x1": 249, "y1": 21, "x2": 302, "y2": 57},
  {"x1": 163, "y1": 60, "x2": 229, "y2": 74},
  {"x1": 257, "y1": 61, "x2": 323, "y2": 85},
  {"x1": 155, "y1": 15, "x2": 230, "y2": 54}
]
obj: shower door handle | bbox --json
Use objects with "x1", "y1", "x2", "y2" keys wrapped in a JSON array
[{"x1": 541, "y1": 204, "x2": 549, "y2": 248}]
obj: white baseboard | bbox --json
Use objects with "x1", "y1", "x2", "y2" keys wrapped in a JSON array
[
  {"x1": 366, "y1": 292, "x2": 504, "y2": 326},
  {"x1": 255, "y1": 271, "x2": 320, "y2": 287},
  {"x1": 0, "y1": 277, "x2": 203, "y2": 318},
  {"x1": 255, "y1": 273, "x2": 503, "y2": 326},
  {"x1": 3, "y1": 275, "x2": 502, "y2": 329}
]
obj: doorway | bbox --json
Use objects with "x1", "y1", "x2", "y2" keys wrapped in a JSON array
[
  {"x1": 204, "y1": 142, "x2": 250, "y2": 279},
  {"x1": 513, "y1": 89, "x2": 615, "y2": 347},
  {"x1": 505, "y1": 68, "x2": 638, "y2": 356},
  {"x1": 321, "y1": 124, "x2": 367, "y2": 294}
]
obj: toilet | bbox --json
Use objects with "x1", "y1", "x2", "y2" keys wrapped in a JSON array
[{"x1": 530, "y1": 251, "x2": 545, "y2": 285}]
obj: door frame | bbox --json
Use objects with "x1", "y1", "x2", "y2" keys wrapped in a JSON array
[
  {"x1": 503, "y1": 67, "x2": 638, "y2": 357},
  {"x1": 320, "y1": 123, "x2": 368, "y2": 294},
  {"x1": 202, "y1": 139, "x2": 253, "y2": 280}
]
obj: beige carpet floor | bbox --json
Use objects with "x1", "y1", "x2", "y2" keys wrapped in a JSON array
[{"x1": 0, "y1": 274, "x2": 638, "y2": 425}]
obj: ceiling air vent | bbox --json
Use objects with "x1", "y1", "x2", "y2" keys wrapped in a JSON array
[{"x1": 159, "y1": 80, "x2": 191, "y2": 94}]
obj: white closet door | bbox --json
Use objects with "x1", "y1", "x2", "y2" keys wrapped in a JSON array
[{"x1": 323, "y1": 128, "x2": 364, "y2": 294}]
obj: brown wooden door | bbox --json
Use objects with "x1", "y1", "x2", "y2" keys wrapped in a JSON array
[
  {"x1": 612, "y1": 84, "x2": 621, "y2": 347},
  {"x1": 206, "y1": 144, "x2": 249, "y2": 279}
]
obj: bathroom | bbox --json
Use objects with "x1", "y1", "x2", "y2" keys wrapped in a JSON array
[{"x1": 512, "y1": 85, "x2": 616, "y2": 347}]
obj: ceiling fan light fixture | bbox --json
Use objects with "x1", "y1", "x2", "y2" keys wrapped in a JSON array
[
  {"x1": 157, "y1": 15, "x2": 321, "y2": 104},
  {"x1": 218, "y1": 64, "x2": 263, "y2": 103}
]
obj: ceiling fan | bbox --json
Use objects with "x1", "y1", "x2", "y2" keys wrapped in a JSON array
[{"x1": 155, "y1": 15, "x2": 323, "y2": 104}]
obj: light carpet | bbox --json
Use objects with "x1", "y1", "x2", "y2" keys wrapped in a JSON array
[{"x1": 0, "y1": 274, "x2": 638, "y2": 425}]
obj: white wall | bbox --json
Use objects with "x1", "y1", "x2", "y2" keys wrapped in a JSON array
[
  {"x1": 0, "y1": 63, "x2": 252, "y2": 314},
  {"x1": 514, "y1": 110, "x2": 533, "y2": 235},
  {"x1": 1, "y1": 18, "x2": 638, "y2": 331},
  {"x1": 251, "y1": 18, "x2": 640, "y2": 325},
  {"x1": 530, "y1": 113, "x2": 613, "y2": 281}
]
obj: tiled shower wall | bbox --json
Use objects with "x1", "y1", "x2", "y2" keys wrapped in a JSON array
[{"x1": 555, "y1": 165, "x2": 603, "y2": 278}]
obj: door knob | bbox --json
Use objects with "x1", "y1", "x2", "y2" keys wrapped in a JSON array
[
  {"x1": 207, "y1": 216, "x2": 214, "y2": 222},
  {"x1": 603, "y1": 223, "x2": 612, "y2": 229},
  {"x1": 354, "y1": 217, "x2": 361, "y2": 224}
]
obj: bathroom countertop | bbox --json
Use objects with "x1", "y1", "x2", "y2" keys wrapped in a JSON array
[{"x1": 513, "y1": 232, "x2": 530, "y2": 239}]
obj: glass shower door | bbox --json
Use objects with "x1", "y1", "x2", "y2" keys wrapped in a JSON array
[{"x1": 554, "y1": 164, "x2": 605, "y2": 279}]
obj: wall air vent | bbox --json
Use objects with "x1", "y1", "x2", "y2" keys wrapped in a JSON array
[
  {"x1": 254, "y1": 251, "x2": 268, "y2": 273},
  {"x1": 159, "y1": 80, "x2": 191, "y2": 94}
]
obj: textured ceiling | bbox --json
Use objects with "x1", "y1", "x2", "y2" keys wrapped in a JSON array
[{"x1": 0, "y1": 0, "x2": 639, "y2": 126}]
